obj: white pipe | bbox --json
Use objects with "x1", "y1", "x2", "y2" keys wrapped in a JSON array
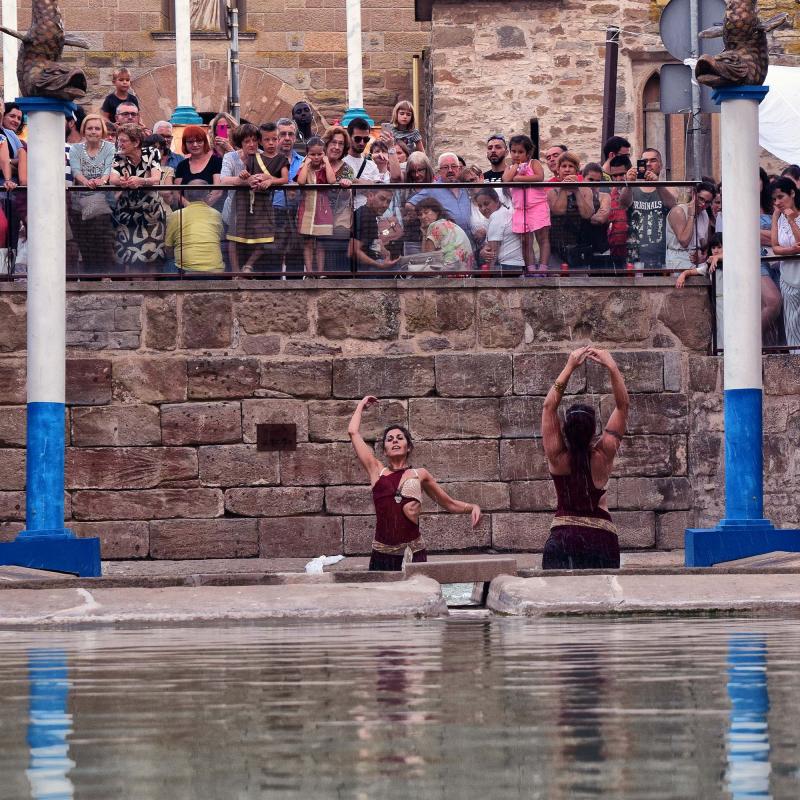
[
  {"x1": 27, "y1": 110, "x2": 66, "y2": 403},
  {"x1": 345, "y1": 0, "x2": 364, "y2": 110},
  {"x1": 2, "y1": 0, "x2": 19, "y2": 100},
  {"x1": 174, "y1": 0, "x2": 193, "y2": 108},
  {"x1": 720, "y1": 96, "x2": 762, "y2": 390}
]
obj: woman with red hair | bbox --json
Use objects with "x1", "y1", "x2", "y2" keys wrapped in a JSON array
[{"x1": 174, "y1": 125, "x2": 222, "y2": 186}]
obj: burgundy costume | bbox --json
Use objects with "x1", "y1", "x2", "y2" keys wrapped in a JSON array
[
  {"x1": 542, "y1": 466, "x2": 620, "y2": 569},
  {"x1": 369, "y1": 468, "x2": 427, "y2": 571}
]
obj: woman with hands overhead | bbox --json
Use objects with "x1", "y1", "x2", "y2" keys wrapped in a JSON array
[
  {"x1": 541, "y1": 346, "x2": 629, "y2": 569},
  {"x1": 349, "y1": 396, "x2": 482, "y2": 571}
]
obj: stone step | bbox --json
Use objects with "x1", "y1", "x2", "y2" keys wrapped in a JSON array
[{"x1": 404, "y1": 557, "x2": 518, "y2": 585}]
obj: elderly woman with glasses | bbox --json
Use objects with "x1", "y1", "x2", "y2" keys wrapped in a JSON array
[
  {"x1": 174, "y1": 125, "x2": 223, "y2": 186},
  {"x1": 109, "y1": 123, "x2": 166, "y2": 271}
]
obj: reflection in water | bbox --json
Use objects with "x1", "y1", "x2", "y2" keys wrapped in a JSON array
[
  {"x1": 726, "y1": 635, "x2": 771, "y2": 799},
  {"x1": 0, "y1": 619, "x2": 798, "y2": 799},
  {"x1": 26, "y1": 649, "x2": 75, "y2": 800}
]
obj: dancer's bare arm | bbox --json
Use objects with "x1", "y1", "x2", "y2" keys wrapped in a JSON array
[
  {"x1": 347, "y1": 396, "x2": 383, "y2": 484},
  {"x1": 419, "y1": 470, "x2": 482, "y2": 527},
  {"x1": 587, "y1": 348, "x2": 629, "y2": 462},
  {"x1": 542, "y1": 346, "x2": 591, "y2": 469}
]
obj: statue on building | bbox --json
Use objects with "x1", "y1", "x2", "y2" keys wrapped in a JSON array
[
  {"x1": 190, "y1": 0, "x2": 222, "y2": 32},
  {"x1": 0, "y1": 0, "x2": 89, "y2": 99},
  {"x1": 694, "y1": 0, "x2": 788, "y2": 88}
]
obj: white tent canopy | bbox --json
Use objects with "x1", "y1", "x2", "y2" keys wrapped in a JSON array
[{"x1": 760, "y1": 66, "x2": 800, "y2": 166}]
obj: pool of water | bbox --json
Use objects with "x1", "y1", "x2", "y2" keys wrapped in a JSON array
[{"x1": 1, "y1": 617, "x2": 798, "y2": 799}]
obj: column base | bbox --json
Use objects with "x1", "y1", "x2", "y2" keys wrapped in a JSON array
[
  {"x1": 685, "y1": 519, "x2": 800, "y2": 566},
  {"x1": 169, "y1": 105, "x2": 203, "y2": 125},
  {"x1": 340, "y1": 107, "x2": 374, "y2": 127},
  {"x1": 0, "y1": 529, "x2": 101, "y2": 577}
]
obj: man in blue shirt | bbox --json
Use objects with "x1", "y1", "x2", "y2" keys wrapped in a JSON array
[
  {"x1": 272, "y1": 117, "x2": 305, "y2": 277},
  {"x1": 404, "y1": 152, "x2": 473, "y2": 235},
  {"x1": 153, "y1": 121, "x2": 185, "y2": 170}
]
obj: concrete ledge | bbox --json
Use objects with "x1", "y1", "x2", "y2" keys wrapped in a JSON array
[
  {"x1": 405, "y1": 557, "x2": 517, "y2": 583},
  {"x1": 0, "y1": 575, "x2": 447, "y2": 627},
  {"x1": 488, "y1": 573, "x2": 800, "y2": 616}
]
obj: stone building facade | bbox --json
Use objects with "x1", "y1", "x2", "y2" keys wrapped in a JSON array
[
  {"x1": 0, "y1": 280, "x2": 798, "y2": 561},
  {"x1": 3, "y1": 0, "x2": 430, "y2": 128},
  {"x1": 420, "y1": 0, "x2": 799, "y2": 174}
]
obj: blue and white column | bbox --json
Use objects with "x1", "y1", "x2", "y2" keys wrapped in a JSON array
[
  {"x1": 340, "y1": 0, "x2": 374, "y2": 127},
  {"x1": 685, "y1": 85, "x2": 800, "y2": 566},
  {"x1": 170, "y1": 0, "x2": 203, "y2": 125},
  {"x1": 0, "y1": 97, "x2": 100, "y2": 576}
]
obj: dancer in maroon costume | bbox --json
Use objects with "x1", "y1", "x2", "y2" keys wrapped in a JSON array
[
  {"x1": 348, "y1": 396, "x2": 483, "y2": 571},
  {"x1": 541, "y1": 346, "x2": 629, "y2": 569}
]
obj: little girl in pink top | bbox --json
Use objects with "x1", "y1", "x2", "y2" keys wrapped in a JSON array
[{"x1": 502, "y1": 134, "x2": 550, "y2": 274}]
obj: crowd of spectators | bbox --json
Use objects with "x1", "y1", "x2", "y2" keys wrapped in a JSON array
[{"x1": 2, "y1": 64, "x2": 800, "y2": 349}]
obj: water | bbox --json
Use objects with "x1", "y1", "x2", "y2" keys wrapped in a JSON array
[{"x1": 1, "y1": 617, "x2": 799, "y2": 799}]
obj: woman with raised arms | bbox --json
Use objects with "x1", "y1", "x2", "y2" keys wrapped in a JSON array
[{"x1": 348, "y1": 396, "x2": 482, "y2": 571}]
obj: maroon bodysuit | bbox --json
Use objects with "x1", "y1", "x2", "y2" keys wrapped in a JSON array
[{"x1": 369, "y1": 469, "x2": 427, "y2": 571}]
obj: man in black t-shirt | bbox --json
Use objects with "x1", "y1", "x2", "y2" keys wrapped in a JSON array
[
  {"x1": 484, "y1": 134, "x2": 508, "y2": 182},
  {"x1": 351, "y1": 189, "x2": 400, "y2": 274}
]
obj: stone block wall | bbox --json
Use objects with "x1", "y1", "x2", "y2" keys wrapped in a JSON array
[
  {"x1": 7, "y1": 0, "x2": 430, "y2": 127},
  {"x1": 0, "y1": 279, "x2": 797, "y2": 560}
]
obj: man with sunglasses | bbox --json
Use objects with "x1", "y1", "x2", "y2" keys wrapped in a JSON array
[
  {"x1": 344, "y1": 117, "x2": 380, "y2": 210},
  {"x1": 153, "y1": 121, "x2": 184, "y2": 169},
  {"x1": 484, "y1": 134, "x2": 508, "y2": 182}
]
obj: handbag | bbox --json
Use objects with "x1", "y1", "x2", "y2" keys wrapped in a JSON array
[{"x1": 77, "y1": 191, "x2": 112, "y2": 221}]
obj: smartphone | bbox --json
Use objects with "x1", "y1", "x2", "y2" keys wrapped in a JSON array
[
  {"x1": 217, "y1": 121, "x2": 229, "y2": 139},
  {"x1": 637, "y1": 159, "x2": 647, "y2": 178}
]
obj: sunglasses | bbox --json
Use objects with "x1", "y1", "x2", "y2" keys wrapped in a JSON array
[{"x1": 352, "y1": 135, "x2": 370, "y2": 143}]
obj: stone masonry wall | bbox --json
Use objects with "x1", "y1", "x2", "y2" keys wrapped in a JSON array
[
  {"x1": 6, "y1": 0, "x2": 430, "y2": 126},
  {"x1": 0, "y1": 280, "x2": 797, "y2": 560}
]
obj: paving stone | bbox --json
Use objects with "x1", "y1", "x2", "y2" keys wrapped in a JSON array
[
  {"x1": 316, "y1": 289, "x2": 399, "y2": 340},
  {"x1": 143, "y1": 295, "x2": 177, "y2": 350},
  {"x1": 586, "y1": 351, "x2": 664, "y2": 393},
  {"x1": 409, "y1": 398, "x2": 501, "y2": 439},
  {"x1": 600, "y1": 392, "x2": 688, "y2": 434},
  {"x1": 0, "y1": 406, "x2": 26, "y2": 447},
  {"x1": 280, "y1": 443, "x2": 368, "y2": 486},
  {"x1": 66, "y1": 359, "x2": 112, "y2": 405},
  {"x1": 499, "y1": 396, "x2": 544, "y2": 438},
  {"x1": 151, "y1": 518, "x2": 259, "y2": 559},
  {"x1": 477, "y1": 289, "x2": 525, "y2": 348},
  {"x1": 420, "y1": 513, "x2": 491, "y2": 550},
  {"x1": 614, "y1": 435, "x2": 674, "y2": 477},
  {"x1": 491, "y1": 512, "x2": 551, "y2": 551},
  {"x1": 198, "y1": 445, "x2": 280, "y2": 487},
  {"x1": 66, "y1": 447, "x2": 198, "y2": 489},
  {"x1": 656, "y1": 510, "x2": 694, "y2": 550},
  {"x1": 435, "y1": 353, "x2": 512, "y2": 397},
  {"x1": 112, "y1": 357, "x2": 188, "y2": 403},
  {"x1": 71, "y1": 405, "x2": 161, "y2": 446},
  {"x1": 161, "y1": 402, "x2": 242, "y2": 445},
  {"x1": 237, "y1": 291, "x2": 310, "y2": 334},
  {"x1": 261, "y1": 359, "x2": 332, "y2": 398},
  {"x1": 259, "y1": 515, "x2": 343, "y2": 557},
  {"x1": 499, "y1": 438, "x2": 550, "y2": 481},
  {"x1": 225, "y1": 486, "x2": 324, "y2": 517},
  {"x1": 509, "y1": 480, "x2": 557, "y2": 511},
  {"x1": 180, "y1": 292, "x2": 233, "y2": 348},
  {"x1": 514, "y1": 353, "x2": 586, "y2": 395},
  {"x1": 72, "y1": 488, "x2": 224, "y2": 520},
  {"x1": 0, "y1": 295, "x2": 26, "y2": 352},
  {"x1": 412, "y1": 440, "x2": 500, "y2": 481},
  {"x1": 71, "y1": 521, "x2": 149, "y2": 559},
  {"x1": 615, "y1": 477, "x2": 693, "y2": 511},
  {"x1": 187, "y1": 358, "x2": 261, "y2": 400},
  {"x1": 333, "y1": 356, "x2": 435, "y2": 398},
  {"x1": 241, "y1": 398, "x2": 308, "y2": 443},
  {"x1": 0, "y1": 450, "x2": 26, "y2": 489},
  {"x1": 308, "y1": 399, "x2": 407, "y2": 442},
  {"x1": 403, "y1": 290, "x2": 475, "y2": 334},
  {"x1": 325, "y1": 485, "x2": 374, "y2": 516},
  {"x1": 343, "y1": 515, "x2": 374, "y2": 555},
  {"x1": 0, "y1": 359, "x2": 26, "y2": 403},
  {"x1": 764, "y1": 355, "x2": 800, "y2": 395},
  {"x1": 658, "y1": 290, "x2": 712, "y2": 351}
]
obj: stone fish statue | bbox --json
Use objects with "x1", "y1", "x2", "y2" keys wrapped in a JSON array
[
  {"x1": 0, "y1": 0, "x2": 89, "y2": 100},
  {"x1": 694, "y1": 1, "x2": 789, "y2": 88}
]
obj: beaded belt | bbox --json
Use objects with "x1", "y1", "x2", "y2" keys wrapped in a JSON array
[
  {"x1": 371, "y1": 536, "x2": 426, "y2": 555},
  {"x1": 550, "y1": 515, "x2": 618, "y2": 535}
]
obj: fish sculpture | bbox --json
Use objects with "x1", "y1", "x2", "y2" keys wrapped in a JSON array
[
  {"x1": 0, "y1": 0, "x2": 89, "y2": 100},
  {"x1": 694, "y1": 1, "x2": 789, "y2": 88}
]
